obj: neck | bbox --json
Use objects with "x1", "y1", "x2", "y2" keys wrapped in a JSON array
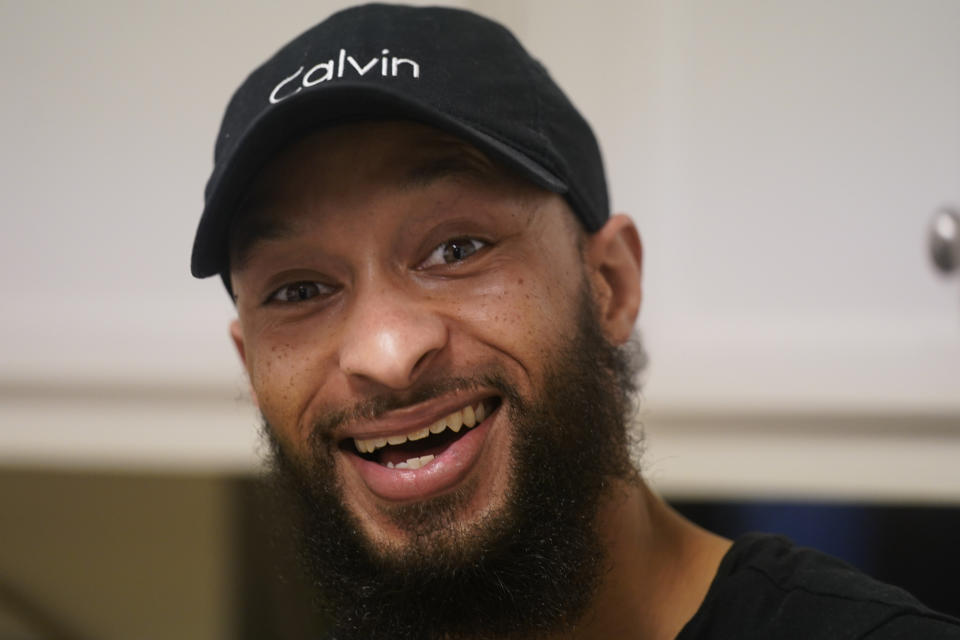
[{"x1": 553, "y1": 480, "x2": 731, "y2": 640}]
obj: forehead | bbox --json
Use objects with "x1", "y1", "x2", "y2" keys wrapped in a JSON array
[{"x1": 228, "y1": 121, "x2": 558, "y2": 266}]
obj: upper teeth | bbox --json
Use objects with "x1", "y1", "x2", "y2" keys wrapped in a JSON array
[{"x1": 353, "y1": 400, "x2": 489, "y2": 455}]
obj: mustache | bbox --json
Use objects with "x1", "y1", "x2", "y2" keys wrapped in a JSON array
[{"x1": 306, "y1": 370, "x2": 518, "y2": 448}]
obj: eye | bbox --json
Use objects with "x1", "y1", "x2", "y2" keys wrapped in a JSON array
[
  {"x1": 421, "y1": 237, "x2": 488, "y2": 268},
  {"x1": 267, "y1": 281, "x2": 335, "y2": 304}
]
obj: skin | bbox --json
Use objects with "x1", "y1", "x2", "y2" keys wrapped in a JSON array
[{"x1": 228, "y1": 121, "x2": 730, "y2": 639}]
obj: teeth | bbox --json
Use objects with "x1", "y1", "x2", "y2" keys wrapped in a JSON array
[
  {"x1": 407, "y1": 427, "x2": 430, "y2": 441},
  {"x1": 447, "y1": 410, "x2": 463, "y2": 433},
  {"x1": 353, "y1": 400, "x2": 492, "y2": 455},
  {"x1": 407, "y1": 454, "x2": 434, "y2": 469},
  {"x1": 387, "y1": 454, "x2": 435, "y2": 470}
]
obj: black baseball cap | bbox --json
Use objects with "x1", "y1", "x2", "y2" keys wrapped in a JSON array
[{"x1": 191, "y1": 3, "x2": 609, "y2": 280}]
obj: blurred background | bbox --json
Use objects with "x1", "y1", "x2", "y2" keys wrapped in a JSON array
[{"x1": 1, "y1": 0, "x2": 958, "y2": 637}]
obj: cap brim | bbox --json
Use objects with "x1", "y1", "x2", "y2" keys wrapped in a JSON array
[{"x1": 191, "y1": 83, "x2": 568, "y2": 278}]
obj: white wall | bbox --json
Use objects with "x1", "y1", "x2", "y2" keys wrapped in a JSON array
[{"x1": 1, "y1": 1, "x2": 959, "y2": 500}]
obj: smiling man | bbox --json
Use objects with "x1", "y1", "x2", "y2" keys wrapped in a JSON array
[{"x1": 191, "y1": 5, "x2": 960, "y2": 640}]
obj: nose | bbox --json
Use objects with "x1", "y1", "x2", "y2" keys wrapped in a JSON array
[{"x1": 338, "y1": 284, "x2": 448, "y2": 390}]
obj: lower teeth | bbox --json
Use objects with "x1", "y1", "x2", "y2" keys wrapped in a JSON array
[{"x1": 388, "y1": 454, "x2": 435, "y2": 470}]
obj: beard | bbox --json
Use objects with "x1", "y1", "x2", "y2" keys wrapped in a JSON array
[{"x1": 261, "y1": 286, "x2": 643, "y2": 640}]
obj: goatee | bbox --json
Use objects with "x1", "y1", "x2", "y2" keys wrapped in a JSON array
[{"x1": 262, "y1": 289, "x2": 642, "y2": 640}]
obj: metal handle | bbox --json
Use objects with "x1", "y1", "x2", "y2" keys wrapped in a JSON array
[{"x1": 929, "y1": 207, "x2": 960, "y2": 274}]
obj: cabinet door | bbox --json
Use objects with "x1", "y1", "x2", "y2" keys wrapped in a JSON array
[{"x1": 640, "y1": 1, "x2": 960, "y2": 414}]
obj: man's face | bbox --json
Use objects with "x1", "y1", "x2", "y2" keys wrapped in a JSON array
[
  {"x1": 228, "y1": 121, "x2": 643, "y2": 638},
  {"x1": 230, "y1": 121, "x2": 600, "y2": 548}
]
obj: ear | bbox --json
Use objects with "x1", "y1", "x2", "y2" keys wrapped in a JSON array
[
  {"x1": 584, "y1": 214, "x2": 643, "y2": 344},
  {"x1": 229, "y1": 319, "x2": 259, "y2": 408}
]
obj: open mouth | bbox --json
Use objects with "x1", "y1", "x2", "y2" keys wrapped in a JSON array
[{"x1": 341, "y1": 397, "x2": 501, "y2": 470}]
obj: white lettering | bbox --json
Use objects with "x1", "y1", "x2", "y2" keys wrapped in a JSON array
[
  {"x1": 392, "y1": 57, "x2": 420, "y2": 78},
  {"x1": 268, "y1": 48, "x2": 421, "y2": 103},
  {"x1": 302, "y1": 61, "x2": 334, "y2": 87},
  {"x1": 347, "y1": 56, "x2": 379, "y2": 76},
  {"x1": 269, "y1": 66, "x2": 304, "y2": 104}
]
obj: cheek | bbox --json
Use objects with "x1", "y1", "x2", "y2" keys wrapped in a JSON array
[
  {"x1": 448, "y1": 269, "x2": 581, "y2": 364},
  {"x1": 246, "y1": 333, "x2": 330, "y2": 441}
]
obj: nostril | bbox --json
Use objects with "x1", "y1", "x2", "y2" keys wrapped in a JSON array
[{"x1": 410, "y1": 348, "x2": 439, "y2": 380}]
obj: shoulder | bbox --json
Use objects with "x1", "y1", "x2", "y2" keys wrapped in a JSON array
[{"x1": 677, "y1": 533, "x2": 960, "y2": 640}]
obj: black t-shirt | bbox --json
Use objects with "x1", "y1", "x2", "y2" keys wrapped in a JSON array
[{"x1": 677, "y1": 533, "x2": 960, "y2": 639}]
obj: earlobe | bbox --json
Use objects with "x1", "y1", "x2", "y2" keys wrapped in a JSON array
[
  {"x1": 585, "y1": 214, "x2": 643, "y2": 344},
  {"x1": 229, "y1": 319, "x2": 259, "y2": 408}
]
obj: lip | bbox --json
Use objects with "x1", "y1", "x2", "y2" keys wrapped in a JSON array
[{"x1": 342, "y1": 401, "x2": 500, "y2": 502}]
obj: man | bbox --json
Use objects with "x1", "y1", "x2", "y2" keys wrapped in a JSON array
[{"x1": 191, "y1": 4, "x2": 960, "y2": 639}]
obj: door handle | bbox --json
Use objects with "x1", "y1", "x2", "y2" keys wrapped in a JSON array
[{"x1": 929, "y1": 206, "x2": 960, "y2": 275}]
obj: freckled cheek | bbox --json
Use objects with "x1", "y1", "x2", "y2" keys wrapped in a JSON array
[
  {"x1": 247, "y1": 336, "x2": 330, "y2": 440},
  {"x1": 445, "y1": 277, "x2": 570, "y2": 353}
]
